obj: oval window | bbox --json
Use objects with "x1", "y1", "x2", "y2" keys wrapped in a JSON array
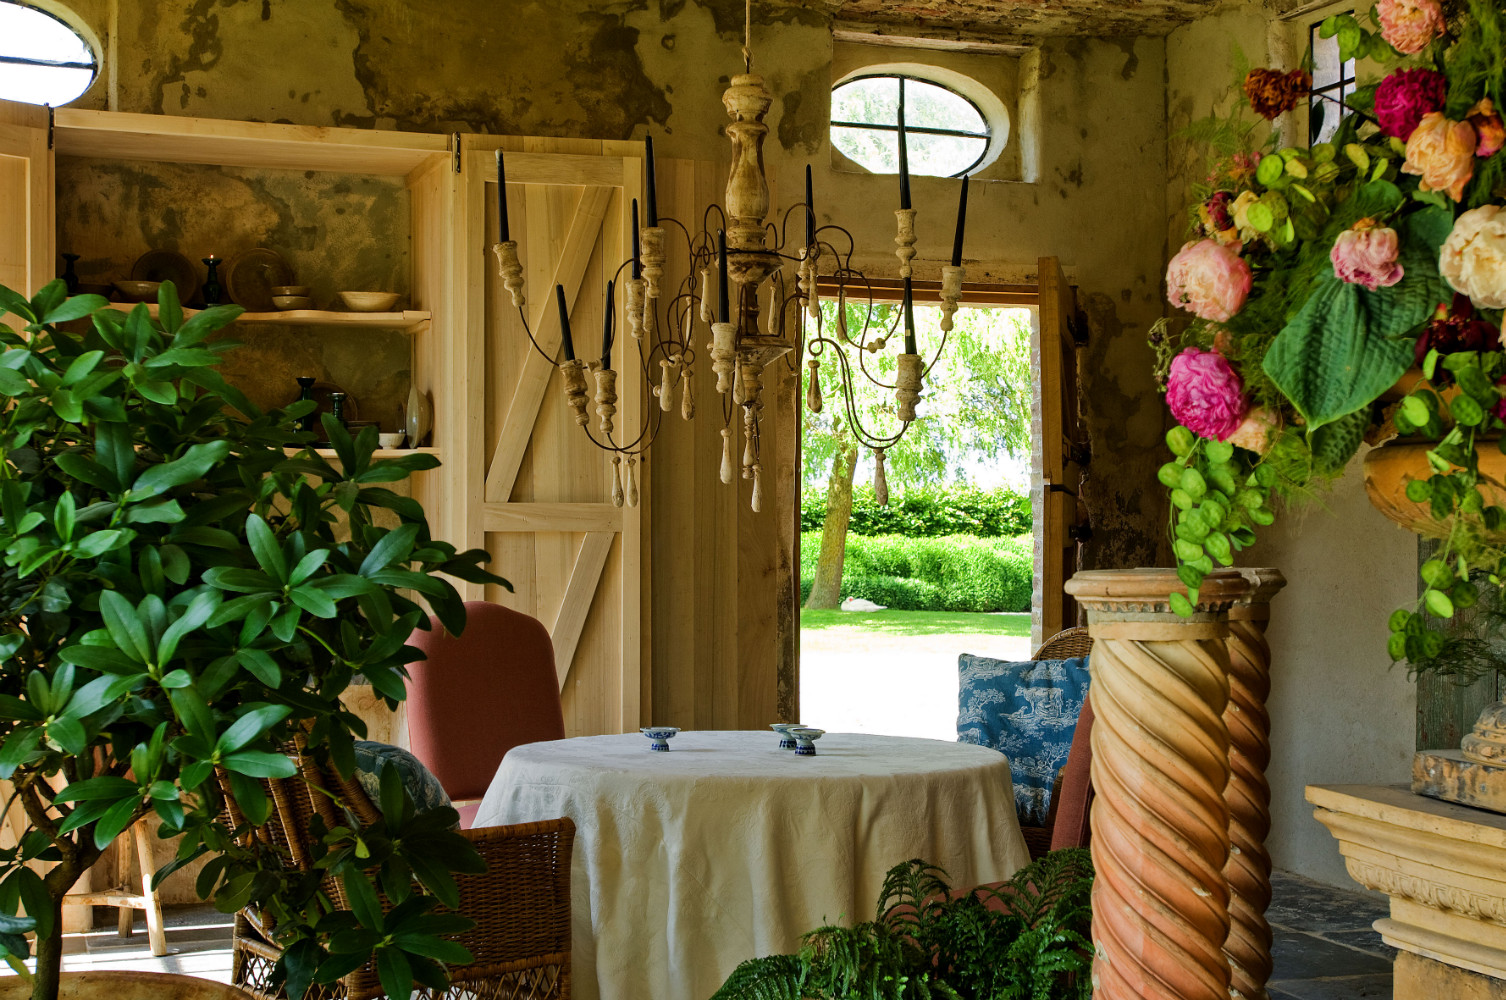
[
  {"x1": 0, "y1": 2, "x2": 97, "y2": 107},
  {"x1": 831, "y1": 74, "x2": 990, "y2": 178}
]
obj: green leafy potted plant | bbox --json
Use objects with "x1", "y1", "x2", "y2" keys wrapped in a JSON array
[
  {"x1": 1154, "y1": 0, "x2": 1506, "y2": 674},
  {"x1": 710, "y1": 850, "x2": 1094, "y2": 1000},
  {"x1": 0, "y1": 279, "x2": 503, "y2": 1000}
]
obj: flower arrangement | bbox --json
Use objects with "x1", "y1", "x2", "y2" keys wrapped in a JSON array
[{"x1": 1156, "y1": 0, "x2": 1506, "y2": 673}]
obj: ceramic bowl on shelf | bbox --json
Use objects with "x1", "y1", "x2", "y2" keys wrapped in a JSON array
[
  {"x1": 270, "y1": 285, "x2": 310, "y2": 297},
  {"x1": 789, "y1": 727, "x2": 826, "y2": 756},
  {"x1": 640, "y1": 727, "x2": 680, "y2": 752},
  {"x1": 338, "y1": 291, "x2": 400, "y2": 312},
  {"x1": 377, "y1": 432, "x2": 405, "y2": 449},
  {"x1": 770, "y1": 723, "x2": 802, "y2": 749},
  {"x1": 112, "y1": 280, "x2": 161, "y2": 303},
  {"x1": 271, "y1": 295, "x2": 315, "y2": 311}
]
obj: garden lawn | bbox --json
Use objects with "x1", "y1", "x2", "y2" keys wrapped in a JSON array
[
  {"x1": 800, "y1": 608, "x2": 1033, "y2": 741},
  {"x1": 799, "y1": 609, "x2": 1031, "y2": 637}
]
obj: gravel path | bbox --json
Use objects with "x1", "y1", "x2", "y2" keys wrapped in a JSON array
[{"x1": 799, "y1": 627, "x2": 1032, "y2": 741}]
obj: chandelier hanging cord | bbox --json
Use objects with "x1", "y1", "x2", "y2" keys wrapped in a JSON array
[{"x1": 815, "y1": 340, "x2": 910, "y2": 451}]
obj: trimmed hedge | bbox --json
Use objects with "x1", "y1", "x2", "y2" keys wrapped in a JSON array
[
  {"x1": 800, "y1": 532, "x2": 1032, "y2": 613},
  {"x1": 801, "y1": 484, "x2": 1031, "y2": 539}
]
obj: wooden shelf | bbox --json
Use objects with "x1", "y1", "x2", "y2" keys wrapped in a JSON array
[
  {"x1": 54, "y1": 109, "x2": 449, "y2": 176},
  {"x1": 106, "y1": 302, "x2": 429, "y2": 333},
  {"x1": 284, "y1": 447, "x2": 440, "y2": 461}
]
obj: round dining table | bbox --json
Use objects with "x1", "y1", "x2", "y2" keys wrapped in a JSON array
[{"x1": 473, "y1": 730, "x2": 1029, "y2": 1000}]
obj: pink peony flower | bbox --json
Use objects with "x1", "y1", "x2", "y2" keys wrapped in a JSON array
[
  {"x1": 1227, "y1": 406, "x2": 1281, "y2": 455},
  {"x1": 1403, "y1": 113, "x2": 1477, "y2": 202},
  {"x1": 1166, "y1": 239, "x2": 1253, "y2": 322},
  {"x1": 1468, "y1": 99, "x2": 1505, "y2": 157},
  {"x1": 1332, "y1": 219, "x2": 1405, "y2": 291},
  {"x1": 1166, "y1": 348, "x2": 1248, "y2": 442},
  {"x1": 1377, "y1": 0, "x2": 1445, "y2": 54},
  {"x1": 1374, "y1": 69, "x2": 1447, "y2": 141}
]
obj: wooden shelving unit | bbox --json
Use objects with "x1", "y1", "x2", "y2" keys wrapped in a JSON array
[
  {"x1": 284, "y1": 447, "x2": 441, "y2": 461},
  {"x1": 105, "y1": 301, "x2": 430, "y2": 334}
]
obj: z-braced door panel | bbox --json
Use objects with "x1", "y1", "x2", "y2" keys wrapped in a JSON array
[
  {"x1": 0, "y1": 100, "x2": 53, "y2": 296},
  {"x1": 458, "y1": 138, "x2": 643, "y2": 737}
]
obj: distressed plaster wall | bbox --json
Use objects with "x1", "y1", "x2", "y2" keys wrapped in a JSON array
[
  {"x1": 56, "y1": 156, "x2": 414, "y2": 431},
  {"x1": 52, "y1": 0, "x2": 1170, "y2": 571},
  {"x1": 1165, "y1": 5, "x2": 1417, "y2": 890}
]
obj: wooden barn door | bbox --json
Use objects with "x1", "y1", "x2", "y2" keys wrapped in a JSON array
[
  {"x1": 0, "y1": 99, "x2": 53, "y2": 296},
  {"x1": 1033, "y1": 257, "x2": 1087, "y2": 644},
  {"x1": 454, "y1": 137, "x2": 644, "y2": 736}
]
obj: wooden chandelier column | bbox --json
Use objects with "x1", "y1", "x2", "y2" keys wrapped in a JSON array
[
  {"x1": 1219, "y1": 568, "x2": 1286, "y2": 1000},
  {"x1": 1064, "y1": 568, "x2": 1249, "y2": 1000}
]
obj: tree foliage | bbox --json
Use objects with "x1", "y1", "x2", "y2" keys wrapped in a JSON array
[
  {"x1": 0, "y1": 281, "x2": 502, "y2": 1000},
  {"x1": 802, "y1": 301, "x2": 1032, "y2": 493}
]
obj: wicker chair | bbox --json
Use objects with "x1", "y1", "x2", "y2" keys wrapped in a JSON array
[
  {"x1": 226, "y1": 746, "x2": 574, "y2": 1000},
  {"x1": 1017, "y1": 626, "x2": 1094, "y2": 860}
]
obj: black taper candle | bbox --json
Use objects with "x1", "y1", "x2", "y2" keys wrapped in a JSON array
[
  {"x1": 602, "y1": 279, "x2": 615, "y2": 371},
  {"x1": 645, "y1": 136, "x2": 658, "y2": 226},
  {"x1": 903, "y1": 276, "x2": 917, "y2": 354},
  {"x1": 717, "y1": 229, "x2": 730, "y2": 324},
  {"x1": 805, "y1": 163, "x2": 815, "y2": 247},
  {"x1": 631, "y1": 198, "x2": 641, "y2": 279},
  {"x1": 495, "y1": 149, "x2": 510, "y2": 243},
  {"x1": 898, "y1": 111, "x2": 911, "y2": 210},
  {"x1": 951, "y1": 175, "x2": 969, "y2": 268},
  {"x1": 555, "y1": 284, "x2": 575, "y2": 362}
]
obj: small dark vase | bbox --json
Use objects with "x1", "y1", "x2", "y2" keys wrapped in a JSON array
[
  {"x1": 295, "y1": 376, "x2": 316, "y2": 433},
  {"x1": 202, "y1": 256, "x2": 223, "y2": 305},
  {"x1": 59, "y1": 253, "x2": 80, "y2": 295},
  {"x1": 329, "y1": 392, "x2": 348, "y2": 431}
]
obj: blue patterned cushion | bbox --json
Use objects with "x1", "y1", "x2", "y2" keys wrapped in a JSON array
[
  {"x1": 957, "y1": 654, "x2": 1090, "y2": 826},
  {"x1": 352, "y1": 741, "x2": 453, "y2": 816}
]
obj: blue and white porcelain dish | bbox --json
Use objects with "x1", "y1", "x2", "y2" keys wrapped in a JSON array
[
  {"x1": 788, "y1": 727, "x2": 825, "y2": 756},
  {"x1": 640, "y1": 726, "x2": 681, "y2": 751},
  {"x1": 770, "y1": 723, "x2": 802, "y2": 749}
]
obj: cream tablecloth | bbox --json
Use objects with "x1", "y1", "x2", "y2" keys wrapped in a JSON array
[{"x1": 473, "y1": 730, "x2": 1029, "y2": 1000}]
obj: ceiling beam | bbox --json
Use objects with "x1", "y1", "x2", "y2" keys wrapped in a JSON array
[{"x1": 832, "y1": 19, "x2": 1034, "y2": 53}]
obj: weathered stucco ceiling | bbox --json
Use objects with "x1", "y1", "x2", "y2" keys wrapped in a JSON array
[{"x1": 810, "y1": 0, "x2": 1294, "y2": 48}]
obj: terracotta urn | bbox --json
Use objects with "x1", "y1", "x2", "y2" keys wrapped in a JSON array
[
  {"x1": 0, "y1": 972, "x2": 253, "y2": 1000},
  {"x1": 1362, "y1": 439, "x2": 1506, "y2": 539}
]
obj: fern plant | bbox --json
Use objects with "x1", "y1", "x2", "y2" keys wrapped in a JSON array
[{"x1": 711, "y1": 850, "x2": 1094, "y2": 1000}]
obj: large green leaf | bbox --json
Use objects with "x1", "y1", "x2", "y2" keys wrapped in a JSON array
[{"x1": 1262, "y1": 207, "x2": 1453, "y2": 429}]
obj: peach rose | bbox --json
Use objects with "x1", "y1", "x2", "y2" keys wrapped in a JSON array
[
  {"x1": 1403, "y1": 113, "x2": 1477, "y2": 202},
  {"x1": 1227, "y1": 406, "x2": 1281, "y2": 455},
  {"x1": 1166, "y1": 239, "x2": 1253, "y2": 323},
  {"x1": 1378, "y1": 0, "x2": 1445, "y2": 55},
  {"x1": 1439, "y1": 205, "x2": 1506, "y2": 310}
]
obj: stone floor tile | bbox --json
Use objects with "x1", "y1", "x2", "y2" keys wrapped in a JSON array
[
  {"x1": 1268, "y1": 869, "x2": 1390, "y2": 934},
  {"x1": 1271, "y1": 928, "x2": 1395, "y2": 981},
  {"x1": 1268, "y1": 973, "x2": 1394, "y2": 999}
]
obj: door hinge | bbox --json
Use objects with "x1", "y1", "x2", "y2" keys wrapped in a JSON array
[
  {"x1": 452, "y1": 133, "x2": 462, "y2": 174},
  {"x1": 47, "y1": 106, "x2": 54, "y2": 150}
]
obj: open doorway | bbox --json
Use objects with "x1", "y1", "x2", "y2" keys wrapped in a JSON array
[{"x1": 797, "y1": 293, "x2": 1038, "y2": 740}]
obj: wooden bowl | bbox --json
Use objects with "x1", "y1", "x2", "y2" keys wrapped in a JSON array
[
  {"x1": 272, "y1": 295, "x2": 316, "y2": 310},
  {"x1": 113, "y1": 280, "x2": 161, "y2": 302},
  {"x1": 338, "y1": 291, "x2": 400, "y2": 312}
]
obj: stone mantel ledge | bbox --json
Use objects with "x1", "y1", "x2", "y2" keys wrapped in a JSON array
[{"x1": 1307, "y1": 783, "x2": 1506, "y2": 982}]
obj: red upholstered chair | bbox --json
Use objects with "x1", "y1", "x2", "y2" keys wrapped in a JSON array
[{"x1": 405, "y1": 601, "x2": 566, "y2": 828}]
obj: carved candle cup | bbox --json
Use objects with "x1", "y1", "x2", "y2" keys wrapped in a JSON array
[
  {"x1": 640, "y1": 727, "x2": 680, "y2": 752},
  {"x1": 789, "y1": 727, "x2": 825, "y2": 756},
  {"x1": 770, "y1": 723, "x2": 802, "y2": 750}
]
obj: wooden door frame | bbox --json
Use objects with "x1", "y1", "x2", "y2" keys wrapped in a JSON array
[{"x1": 798, "y1": 266, "x2": 1081, "y2": 680}]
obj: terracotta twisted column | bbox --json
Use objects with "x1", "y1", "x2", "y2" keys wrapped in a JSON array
[
  {"x1": 1219, "y1": 569, "x2": 1286, "y2": 1000},
  {"x1": 1064, "y1": 568, "x2": 1248, "y2": 1000}
]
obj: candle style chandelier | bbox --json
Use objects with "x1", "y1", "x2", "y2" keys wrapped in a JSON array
[{"x1": 488, "y1": 0, "x2": 970, "y2": 511}]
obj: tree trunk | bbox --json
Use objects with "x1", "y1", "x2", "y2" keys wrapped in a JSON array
[{"x1": 805, "y1": 444, "x2": 860, "y2": 609}]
